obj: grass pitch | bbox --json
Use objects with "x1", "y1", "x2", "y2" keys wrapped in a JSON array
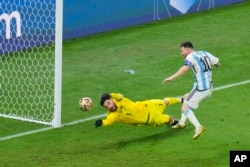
[{"x1": 1, "y1": 1, "x2": 250, "y2": 166}]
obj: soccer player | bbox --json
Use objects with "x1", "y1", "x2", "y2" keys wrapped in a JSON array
[
  {"x1": 162, "y1": 41, "x2": 220, "y2": 140},
  {"x1": 95, "y1": 93, "x2": 183, "y2": 128}
]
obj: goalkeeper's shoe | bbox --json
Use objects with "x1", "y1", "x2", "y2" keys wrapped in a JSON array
[
  {"x1": 193, "y1": 126, "x2": 205, "y2": 140},
  {"x1": 172, "y1": 122, "x2": 186, "y2": 129},
  {"x1": 171, "y1": 119, "x2": 179, "y2": 126}
]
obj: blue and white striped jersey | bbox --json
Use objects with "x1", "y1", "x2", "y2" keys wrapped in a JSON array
[{"x1": 184, "y1": 51, "x2": 219, "y2": 91}]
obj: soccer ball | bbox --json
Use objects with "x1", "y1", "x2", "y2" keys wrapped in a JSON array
[{"x1": 79, "y1": 97, "x2": 93, "y2": 111}]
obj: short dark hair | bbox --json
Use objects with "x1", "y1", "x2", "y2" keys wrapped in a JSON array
[
  {"x1": 100, "y1": 93, "x2": 111, "y2": 106},
  {"x1": 180, "y1": 41, "x2": 193, "y2": 49}
]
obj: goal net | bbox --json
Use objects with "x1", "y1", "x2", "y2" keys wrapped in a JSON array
[{"x1": 0, "y1": 0, "x2": 62, "y2": 127}]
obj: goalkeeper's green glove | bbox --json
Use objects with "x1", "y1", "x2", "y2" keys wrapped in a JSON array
[{"x1": 95, "y1": 119, "x2": 103, "y2": 128}]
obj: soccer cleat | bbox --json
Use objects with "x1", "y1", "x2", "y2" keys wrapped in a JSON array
[
  {"x1": 172, "y1": 122, "x2": 186, "y2": 129},
  {"x1": 193, "y1": 126, "x2": 206, "y2": 140},
  {"x1": 171, "y1": 119, "x2": 179, "y2": 126}
]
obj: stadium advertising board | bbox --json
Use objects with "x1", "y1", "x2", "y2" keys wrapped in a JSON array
[
  {"x1": 0, "y1": 0, "x2": 243, "y2": 54},
  {"x1": 63, "y1": 0, "x2": 244, "y2": 40},
  {"x1": 0, "y1": 0, "x2": 55, "y2": 54}
]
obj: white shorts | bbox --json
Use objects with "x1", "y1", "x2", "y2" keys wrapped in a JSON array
[{"x1": 184, "y1": 88, "x2": 212, "y2": 109}]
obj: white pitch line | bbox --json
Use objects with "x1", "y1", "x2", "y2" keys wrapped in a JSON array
[
  {"x1": 212, "y1": 80, "x2": 250, "y2": 91},
  {"x1": 0, "y1": 114, "x2": 106, "y2": 141},
  {"x1": 1, "y1": 80, "x2": 250, "y2": 141}
]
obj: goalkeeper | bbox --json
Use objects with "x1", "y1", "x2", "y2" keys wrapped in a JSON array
[{"x1": 95, "y1": 93, "x2": 183, "y2": 128}]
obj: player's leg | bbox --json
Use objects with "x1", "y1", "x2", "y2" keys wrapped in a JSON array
[
  {"x1": 185, "y1": 90, "x2": 211, "y2": 139},
  {"x1": 146, "y1": 101, "x2": 179, "y2": 126},
  {"x1": 177, "y1": 104, "x2": 205, "y2": 140},
  {"x1": 160, "y1": 114, "x2": 178, "y2": 126},
  {"x1": 173, "y1": 90, "x2": 209, "y2": 139},
  {"x1": 172, "y1": 93, "x2": 189, "y2": 129},
  {"x1": 152, "y1": 100, "x2": 180, "y2": 125},
  {"x1": 163, "y1": 97, "x2": 183, "y2": 106},
  {"x1": 174, "y1": 90, "x2": 203, "y2": 129}
]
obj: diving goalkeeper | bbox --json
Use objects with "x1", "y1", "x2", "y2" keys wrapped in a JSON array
[{"x1": 95, "y1": 93, "x2": 183, "y2": 128}]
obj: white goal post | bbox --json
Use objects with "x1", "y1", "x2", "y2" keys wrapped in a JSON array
[{"x1": 0, "y1": 0, "x2": 63, "y2": 127}]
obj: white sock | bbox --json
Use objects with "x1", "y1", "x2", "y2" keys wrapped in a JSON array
[
  {"x1": 183, "y1": 109, "x2": 201, "y2": 129},
  {"x1": 179, "y1": 113, "x2": 187, "y2": 124}
]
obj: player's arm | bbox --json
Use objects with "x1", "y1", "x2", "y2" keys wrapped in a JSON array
[
  {"x1": 162, "y1": 65, "x2": 189, "y2": 83},
  {"x1": 207, "y1": 52, "x2": 220, "y2": 67},
  {"x1": 214, "y1": 61, "x2": 220, "y2": 67}
]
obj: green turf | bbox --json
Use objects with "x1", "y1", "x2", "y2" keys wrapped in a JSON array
[{"x1": 1, "y1": 1, "x2": 250, "y2": 166}]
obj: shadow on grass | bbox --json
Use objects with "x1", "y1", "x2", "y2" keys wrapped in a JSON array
[{"x1": 101, "y1": 128, "x2": 190, "y2": 150}]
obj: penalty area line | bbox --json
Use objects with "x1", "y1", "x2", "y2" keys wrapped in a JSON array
[{"x1": 1, "y1": 80, "x2": 250, "y2": 141}]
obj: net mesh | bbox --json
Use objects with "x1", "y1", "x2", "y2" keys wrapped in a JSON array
[{"x1": 0, "y1": 0, "x2": 56, "y2": 125}]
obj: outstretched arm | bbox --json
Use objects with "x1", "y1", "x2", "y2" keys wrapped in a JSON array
[
  {"x1": 162, "y1": 65, "x2": 189, "y2": 84},
  {"x1": 95, "y1": 113, "x2": 117, "y2": 128}
]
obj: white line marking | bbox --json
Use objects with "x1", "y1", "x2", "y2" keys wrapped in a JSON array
[
  {"x1": 1, "y1": 80, "x2": 250, "y2": 141},
  {"x1": 212, "y1": 80, "x2": 250, "y2": 91},
  {"x1": 0, "y1": 114, "x2": 106, "y2": 141}
]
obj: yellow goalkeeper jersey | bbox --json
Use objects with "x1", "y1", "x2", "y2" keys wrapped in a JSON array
[{"x1": 102, "y1": 93, "x2": 181, "y2": 127}]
